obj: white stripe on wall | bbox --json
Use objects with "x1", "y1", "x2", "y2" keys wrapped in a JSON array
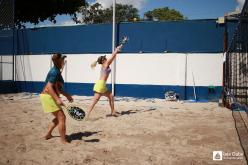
[
  {"x1": 11, "y1": 53, "x2": 223, "y2": 86},
  {"x1": 0, "y1": 55, "x2": 13, "y2": 80}
]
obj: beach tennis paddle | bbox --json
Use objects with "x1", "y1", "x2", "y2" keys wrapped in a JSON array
[
  {"x1": 64, "y1": 104, "x2": 85, "y2": 121},
  {"x1": 120, "y1": 36, "x2": 129, "y2": 47}
]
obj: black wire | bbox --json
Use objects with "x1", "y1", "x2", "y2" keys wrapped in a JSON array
[{"x1": 232, "y1": 109, "x2": 248, "y2": 163}]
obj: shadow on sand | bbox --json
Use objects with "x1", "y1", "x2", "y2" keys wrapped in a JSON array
[
  {"x1": 106, "y1": 107, "x2": 157, "y2": 117},
  {"x1": 67, "y1": 131, "x2": 100, "y2": 143}
]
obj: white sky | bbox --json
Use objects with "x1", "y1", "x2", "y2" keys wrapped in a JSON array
[
  {"x1": 236, "y1": 0, "x2": 245, "y2": 11},
  {"x1": 92, "y1": 0, "x2": 148, "y2": 9}
]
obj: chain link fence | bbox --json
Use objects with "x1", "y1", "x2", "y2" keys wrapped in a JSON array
[
  {"x1": 224, "y1": 0, "x2": 248, "y2": 110},
  {"x1": 0, "y1": 0, "x2": 15, "y2": 82}
]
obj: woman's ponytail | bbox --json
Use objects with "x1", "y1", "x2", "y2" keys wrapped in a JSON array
[
  {"x1": 90, "y1": 60, "x2": 98, "y2": 69},
  {"x1": 91, "y1": 55, "x2": 106, "y2": 69}
]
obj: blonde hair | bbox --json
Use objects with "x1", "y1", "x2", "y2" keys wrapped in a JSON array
[
  {"x1": 90, "y1": 60, "x2": 98, "y2": 69},
  {"x1": 91, "y1": 55, "x2": 106, "y2": 69}
]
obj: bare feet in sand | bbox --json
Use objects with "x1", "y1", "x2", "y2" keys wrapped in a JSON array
[
  {"x1": 43, "y1": 134, "x2": 53, "y2": 140},
  {"x1": 61, "y1": 139, "x2": 70, "y2": 144},
  {"x1": 109, "y1": 112, "x2": 120, "y2": 117},
  {"x1": 43, "y1": 134, "x2": 69, "y2": 144}
]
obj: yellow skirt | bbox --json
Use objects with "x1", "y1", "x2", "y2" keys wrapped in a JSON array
[
  {"x1": 93, "y1": 80, "x2": 108, "y2": 94},
  {"x1": 40, "y1": 94, "x2": 61, "y2": 113}
]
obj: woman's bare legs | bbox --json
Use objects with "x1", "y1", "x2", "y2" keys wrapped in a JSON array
[
  {"x1": 43, "y1": 110, "x2": 68, "y2": 144},
  {"x1": 56, "y1": 110, "x2": 68, "y2": 144},
  {"x1": 87, "y1": 92, "x2": 101, "y2": 118},
  {"x1": 103, "y1": 91, "x2": 117, "y2": 116},
  {"x1": 43, "y1": 117, "x2": 58, "y2": 140}
]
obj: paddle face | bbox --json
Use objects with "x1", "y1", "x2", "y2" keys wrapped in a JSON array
[
  {"x1": 120, "y1": 36, "x2": 129, "y2": 46},
  {"x1": 67, "y1": 106, "x2": 85, "y2": 121}
]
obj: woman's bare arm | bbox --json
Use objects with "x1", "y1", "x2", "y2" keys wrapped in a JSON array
[
  {"x1": 105, "y1": 45, "x2": 122, "y2": 67},
  {"x1": 55, "y1": 82, "x2": 73, "y2": 102},
  {"x1": 46, "y1": 82, "x2": 64, "y2": 105}
]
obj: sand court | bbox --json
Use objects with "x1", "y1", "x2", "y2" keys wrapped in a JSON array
[{"x1": 0, "y1": 93, "x2": 247, "y2": 165}]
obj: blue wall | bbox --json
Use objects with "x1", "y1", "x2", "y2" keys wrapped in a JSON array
[
  {"x1": 15, "y1": 81, "x2": 221, "y2": 101},
  {"x1": 0, "y1": 30, "x2": 14, "y2": 54},
  {"x1": 0, "y1": 81, "x2": 18, "y2": 93},
  {"x1": 0, "y1": 20, "x2": 237, "y2": 55},
  {"x1": 0, "y1": 20, "x2": 235, "y2": 99}
]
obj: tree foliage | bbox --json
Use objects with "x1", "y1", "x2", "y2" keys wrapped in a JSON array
[
  {"x1": 144, "y1": 7, "x2": 184, "y2": 21},
  {"x1": 15, "y1": 0, "x2": 86, "y2": 27},
  {"x1": 14, "y1": 1, "x2": 185, "y2": 27},
  {"x1": 78, "y1": 3, "x2": 140, "y2": 24}
]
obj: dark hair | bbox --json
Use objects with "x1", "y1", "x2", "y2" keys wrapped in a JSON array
[
  {"x1": 52, "y1": 53, "x2": 66, "y2": 68},
  {"x1": 97, "y1": 55, "x2": 106, "y2": 64}
]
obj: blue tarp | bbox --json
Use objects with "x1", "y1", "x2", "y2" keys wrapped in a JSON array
[{"x1": 0, "y1": 20, "x2": 237, "y2": 55}]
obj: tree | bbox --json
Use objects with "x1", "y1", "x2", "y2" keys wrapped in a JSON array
[
  {"x1": 78, "y1": 3, "x2": 140, "y2": 24},
  {"x1": 144, "y1": 7, "x2": 184, "y2": 21},
  {"x1": 15, "y1": 0, "x2": 86, "y2": 27},
  {"x1": 80, "y1": 3, "x2": 105, "y2": 24},
  {"x1": 111, "y1": 3, "x2": 140, "y2": 23}
]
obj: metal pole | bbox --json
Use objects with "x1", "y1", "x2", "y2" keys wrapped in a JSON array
[
  {"x1": 12, "y1": 0, "x2": 15, "y2": 82},
  {"x1": 0, "y1": 56, "x2": 2, "y2": 81},
  {"x1": 184, "y1": 53, "x2": 187, "y2": 100},
  {"x1": 192, "y1": 71, "x2": 197, "y2": 101},
  {"x1": 222, "y1": 18, "x2": 228, "y2": 106},
  {"x1": 111, "y1": 0, "x2": 116, "y2": 95}
]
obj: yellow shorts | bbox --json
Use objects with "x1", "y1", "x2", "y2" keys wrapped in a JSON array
[
  {"x1": 93, "y1": 80, "x2": 108, "y2": 94},
  {"x1": 40, "y1": 94, "x2": 61, "y2": 113}
]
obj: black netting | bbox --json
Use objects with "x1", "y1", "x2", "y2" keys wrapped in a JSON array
[
  {"x1": 0, "y1": 0, "x2": 14, "y2": 82},
  {"x1": 0, "y1": 0, "x2": 14, "y2": 30},
  {"x1": 224, "y1": 0, "x2": 248, "y2": 107}
]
